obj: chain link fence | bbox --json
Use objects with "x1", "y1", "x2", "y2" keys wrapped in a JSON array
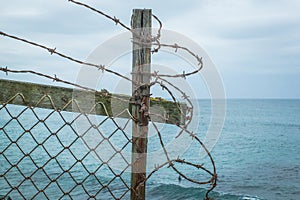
[
  {"x1": 0, "y1": 88, "x2": 216, "y2": 200},
  {"x1": 0, "y1": 93, "x2": 134, "y2": 199}
]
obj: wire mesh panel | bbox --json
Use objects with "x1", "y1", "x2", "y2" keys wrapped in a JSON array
[
  {"x1": 0, "y1": 94, "x2": 132, "y2": 199},
  {"x1": 0, "y1": 90, "x2": 218, "y2": 200}
]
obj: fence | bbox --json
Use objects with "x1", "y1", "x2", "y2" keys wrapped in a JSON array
[
  {"x1": 0, "y1": 92, "x2": 133, "y2": 199},
  {"x1": 0, "y1": 1, "x2": 217, "y2": 200}
]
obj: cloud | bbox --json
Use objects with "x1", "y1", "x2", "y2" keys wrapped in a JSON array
[
  {"x1": 1, "y1": 0, "x2": 299, "y2": 98},
  {"x1": 163, "y1": 0, "x2": 300, "y2": 75}
]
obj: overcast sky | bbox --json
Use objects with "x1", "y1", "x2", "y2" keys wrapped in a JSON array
[{"x1": 1, "y1": 0, "x2": 299, "y2": 98}]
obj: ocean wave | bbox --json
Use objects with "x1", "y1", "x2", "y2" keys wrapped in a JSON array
[{"x1": 146, "y1": 183, "x2": 262, "y2": 200}]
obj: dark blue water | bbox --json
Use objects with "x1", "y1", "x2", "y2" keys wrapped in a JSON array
[
  {"x1": 0, "y1": 99, "x2": 299, "y2": 199},
  {"x1": 212, "y1": 99, "x2": 300, "y2": 200}
]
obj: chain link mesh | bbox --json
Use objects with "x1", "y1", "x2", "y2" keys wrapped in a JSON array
[{"x1": 0, "y1": 93, "x2": 133, "y2": 199}]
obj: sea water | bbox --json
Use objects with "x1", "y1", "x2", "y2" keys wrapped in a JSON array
[
  {"x1": 0, "y1": 99, "x2": 299, "y2": 199},
  {"x1": 211, "y1": 99, "x2": 300, "y2": 200}
]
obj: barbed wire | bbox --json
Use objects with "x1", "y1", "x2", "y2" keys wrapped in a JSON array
[
  {"x1": 0, "y1": 66, "x2": 186, "y2": 126},
  {"x1": 0, "y1": 31, "x2": 193, "y2": 126},
  {"x1": 0, "y1": 67, "x2": 192, "y2": 130},
  {"x1": 0, "y1": 66, "x2": 149, "y2": 120},
  {"x1": 0, "y1": 67, "x2": 97, "y2": 93},
  {"x1": 67, "y1": 0, "x2": 201, "y2": 77},
  {"x1": 137, "y1": 116, "x2": 217, "y2": 199},
  {"x1": 0, "y1": 1, "x2": 217, "y2": 199},
  {"x1": 0, "y1": 28, "x2": 203, "y2": 83},
  {"x1": 68, "y1": 0, "x2": 131, "y2": 31},
  {"x1": 0, "y1": 31, "x2": 133, "y2": 84},
  {"x1": 68, "y1": 0, "x2": 163, "y2": 44}
]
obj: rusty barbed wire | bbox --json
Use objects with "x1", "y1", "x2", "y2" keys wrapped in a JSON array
[
  {"x1": 68, "y1": 0, "x2": 162, "y2": 44},
  {"x1": 0, "y1": 1, "x2": 218, "y2": 199},
  {"x1": 68, "y1": 0, "x2": 131, "y2": 31},
  {"x1": 0, "y1": 65, "x2": 190, "y2": 130},
  {"x1": 67, "y1": 0, "x2": 200, "y2": 78},
  {"x1": 0, "y1": 31, "x2": 134, "y2": 85},
  {"x1": 132, "y1": 39, "x2": 204, "y2": 78},
  {"x1": 151, "y1": 14, "x2": 162, "y2": 42},
  {"x1": 0, "y1": 67, "x2": 97, "y2": 93},
  {"x1": 0, "y1": 66, "x2": 187, "y2": 126},
  {"x1": 134, "y1": 115, "x2": 217, "y2": 199},
  {"x1": 153, "y1": 76, "x2": 194, "y2": 138},
  {"x1": 0, "y1": 29, "x2": 203, "y2": 83},
  {"x1": 0, "y1": 66, "x2": 139, "y2": 109}
]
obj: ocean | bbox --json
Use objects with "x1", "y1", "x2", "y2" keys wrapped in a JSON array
[
  {"x1": 0, "y1": 99, "x2": 299, "y2": 200},
  {"x1": 211, "y1": 99, "x2": 300, "y2": 200}
]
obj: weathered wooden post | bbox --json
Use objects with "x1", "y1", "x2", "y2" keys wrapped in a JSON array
[{"x1": 130, "y1": 9, "x2": 152, "y2": 200}]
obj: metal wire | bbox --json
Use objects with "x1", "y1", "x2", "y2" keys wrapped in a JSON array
[
  {"x1": 0, "y1": 1, "x2": 217, "y2": 199},
  {"x1": 0, "y1": 94, "x2": 133, "y2": 199}
]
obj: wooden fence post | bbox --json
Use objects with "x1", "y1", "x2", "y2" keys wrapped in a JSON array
[{"x1": 130, "y1": 9, "x2": 152, "y2": 200}]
